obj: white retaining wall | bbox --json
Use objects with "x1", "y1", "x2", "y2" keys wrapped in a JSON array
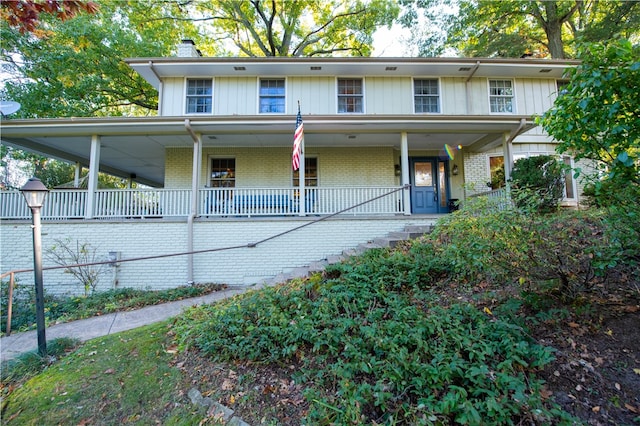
[{"x1": 1, "y1": 216, "x2": 436, "y2": 296}]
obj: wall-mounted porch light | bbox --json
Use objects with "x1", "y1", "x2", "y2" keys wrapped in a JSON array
[
  {"x1": 394, "y1": 164, "x2": 401, "y2": 176},
  {"x1": 452, "y1": 164, "x2": 459, "y2": 175}
]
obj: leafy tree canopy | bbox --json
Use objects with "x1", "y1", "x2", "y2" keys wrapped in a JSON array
[
  {"x1": 189, "y1": 0, "x2": 400, "y2": 57},
  {"x1": 400, "y1": 0, "x2": 640, "y2": 58},
  {"x1": 539, "y1": 38, "x2": 640, "y2": 194},
  {"x1": 1, "y1": 0, "x2": 200, "y2": 118}
]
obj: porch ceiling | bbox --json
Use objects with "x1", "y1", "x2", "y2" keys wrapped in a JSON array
[{"x1": 1, "y1": 115, "x2": 534, "y2": 187}]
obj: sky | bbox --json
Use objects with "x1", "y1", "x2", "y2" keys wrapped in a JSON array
[{"x1": 372, "y1": 23, "x2": 416, "y2": 57}]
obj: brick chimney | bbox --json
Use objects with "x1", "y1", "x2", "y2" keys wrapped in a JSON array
[{"x1": 177, "y1": 39, "x2": 202, "y2": 57}]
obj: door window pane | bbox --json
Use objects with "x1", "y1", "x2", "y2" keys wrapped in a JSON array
[{"x1": 414, "y1": 162, "x2": 433, "y2": 186}]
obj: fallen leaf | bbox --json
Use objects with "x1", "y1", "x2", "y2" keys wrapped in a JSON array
[
  {"x1": 568, "y1": 322, "x2": 580, "y2": 328},
  {"x1": 633, "y1": 368, "x2": 640, "y2": 375},
  {"x1": 605, "y1": 329, "x2": 613, "y2": 336},
  {"x1": 592, "y1": 406, "x2": 600, "y2": 413},
  {"x1": 615, "y1": 383, "x2": 621, "y2": 391},
  {"x1": 575, "y1": 385, "x2": 582, "y2": 391},
  {"x1": 625, "y1": 404, "x2": 638, "y2": 413},
  {"x1": 483, "y1": 307, "x2": 493, "y2": 316},
  {"x1": 104, "y1": 368, "x2": 115, "y2": 375}
]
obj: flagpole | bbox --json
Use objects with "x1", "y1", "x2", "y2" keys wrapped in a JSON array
[{"x1": 298, "y1": 101, "x2": 306, "y2": 216}]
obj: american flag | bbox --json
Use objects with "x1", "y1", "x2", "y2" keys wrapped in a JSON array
[{"x1": 292, "y1": 105, "x2": 304, "y2": 170}]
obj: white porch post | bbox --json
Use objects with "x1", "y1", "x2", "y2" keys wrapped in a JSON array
[
  {"x1": 401, "y1": 132, "x2": 411, "y2": 215},
  {"x1": 298, "y1": 145, "x2": 305, "y2": 217},
  {"x1": 187, "y1": 126, "x2": 202, "y2": 284},
  {"x1": 502, "y1": 131, "x2": 513, "y2": 181},
  {"x1": 74, "y1": 162, "x2": 81, "y2": 188},
  {"x1": 85, "y1": 135, "x2": 100, "y2": 219}
]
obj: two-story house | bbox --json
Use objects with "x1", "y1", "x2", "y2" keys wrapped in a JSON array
[{"x1": 0, "y1": 41, "x2": 580, "y2": 293}]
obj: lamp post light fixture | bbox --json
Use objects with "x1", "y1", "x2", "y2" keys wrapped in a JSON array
[{"x1": 20, "y1": 177, "x2": 49, "y2": 356}]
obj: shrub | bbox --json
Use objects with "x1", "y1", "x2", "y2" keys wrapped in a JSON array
[
  {"x1": 510, "y1": 155, "x2": 565, "y2": 213},
  {"x1": 433, "y1": 203, "x2": 613, "y2": 300}
]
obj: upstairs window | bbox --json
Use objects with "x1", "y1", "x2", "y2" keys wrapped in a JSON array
[
  {"x1": 259, "y1": 79, "x2": 285, "y2": 113},
  {"x1": 414, "y1": 79, "x2": 440, "y2": 113},
  {"x1": 337, "y1": 78, "x2": 363, "y2": 113},
  {"x1": 209, "y1": 158, "x2": 235, "y2": 188},
  {"x1": 186, "y1": 79, "x2": 212, "y2": 114},
  {"x1": 489, "y1": 79, "x2": 514, "y2": 113}
]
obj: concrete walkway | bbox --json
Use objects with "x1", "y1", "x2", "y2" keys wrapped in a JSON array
[{"x1": 0, "y1": 287, "x2": 248, "y2": 362}]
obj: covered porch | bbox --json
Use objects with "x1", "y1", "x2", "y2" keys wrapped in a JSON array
[{"x1": 0, "y1": 114, "x2": 533, "y2": 221}]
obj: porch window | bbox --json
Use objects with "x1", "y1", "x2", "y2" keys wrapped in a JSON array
[
  {"x1": 556, "y1": 79, "x2": 570, "y2": 97},
  {"x1": 186, "y1": 79, "x2": 212, "y2": 114},
  {"x1": 489, "y1": 155, "x2": 505, "y2": 189},
  {"x1": 210, "y1": 158, "x2": 235, "y2": 187},
  {"x1": 562, "y1": 155, "x2": 576, "y2": 200},
  {"x1": 337, "y1": 79, "x2": 363, "y2": 113},
  {"x1": 489, "y1": 79, "x2": 514, "y2": 113},
  {"x1": 259, "y1": 79, "x2": 285, "y2": 113},
  {"x1": 293, "y1": 157, "x2": 317, "y2": 187},
  {"x1": 414, "y1": 79, "x2": 440, "y2": 113}
]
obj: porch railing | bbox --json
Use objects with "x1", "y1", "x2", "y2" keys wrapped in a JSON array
[
  {"x1": 467, "y1": 187, "x2": 512, "y2": 211},
  {"x1": 1, "y1": 186, "x2": 406, "y2": 220}
]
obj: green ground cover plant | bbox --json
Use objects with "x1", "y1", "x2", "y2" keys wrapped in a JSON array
[
  {"x1": 0, "y1": 283, "x2": 224, "y2": 335},
  {"x1": 174, "y1": 249, "x2": 572, "y2": 424}
]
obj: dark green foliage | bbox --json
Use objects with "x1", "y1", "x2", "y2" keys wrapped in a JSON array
[
  {"x1": 509, "y1": 155, "x2": 565, "y2": 213},
  {"x1": 435, "y1": 203, "x2": 616, "y2": 300},
  {"x1": 175, "y1": 252, "x2": 567, "y2": 424}
]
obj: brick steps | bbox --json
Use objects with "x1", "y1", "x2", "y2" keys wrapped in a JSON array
[{"x1": 254, "y1": 224, "x2": 434, "y2": 288}]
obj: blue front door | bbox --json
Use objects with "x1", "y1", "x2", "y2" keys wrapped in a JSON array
[{"x1": 411, "y1": 158, "x2": 449, "y2": 214}]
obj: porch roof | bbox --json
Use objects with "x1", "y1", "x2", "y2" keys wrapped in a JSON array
[{"x1": 0, "y1": 114, "x2": 534, "y2": 187}]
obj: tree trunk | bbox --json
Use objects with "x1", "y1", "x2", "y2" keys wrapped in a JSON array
[{"x1": 543, "y1": 1, "x2": 566, "y2": 59}]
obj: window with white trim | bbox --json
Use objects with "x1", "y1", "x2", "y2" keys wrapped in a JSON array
[
  {"x1": 186, "y1": 79, "x2": 212, "y2": 114},
  {"x1": 259, "y1": 78, "x2": 285, "y2": 113},
  {"x1": 556, "y1": 80, "x2": 570, "y2": 96},
  {"x1": 293, "y1": 157, "x2": 318, "y2": 187},
  {"x1": 489, "y1": 79, "x2": 514, "y2": 113},
  {"x1": 209, "y1": 158, "x2": 235, "y2": 187},
  {"x1": 414, "y1": 79, "x2": 440, "y2": 113},
  {"x1": 337, "y1": 78, "x2": 363, "y2": 113}
]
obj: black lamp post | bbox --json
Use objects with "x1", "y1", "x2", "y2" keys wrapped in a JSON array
[{"x1": 20, "y1": 177, "x2": 49, "y2": 356}]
